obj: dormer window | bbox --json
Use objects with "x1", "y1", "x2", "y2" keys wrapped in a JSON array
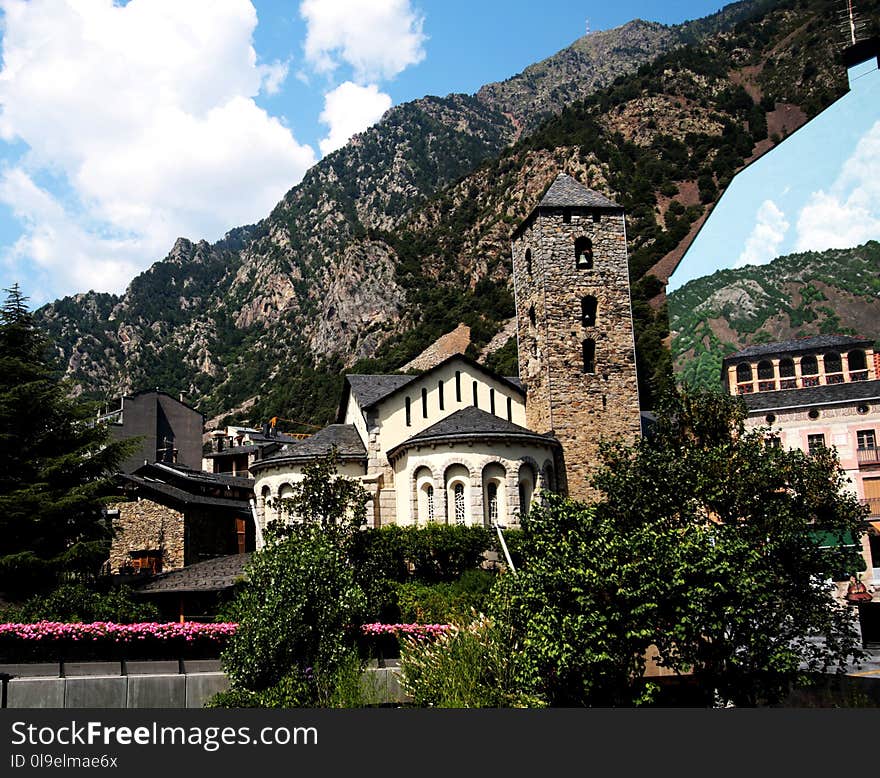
[{"x1": 575, "y1": 237, "x2": 593, "y2": 269}]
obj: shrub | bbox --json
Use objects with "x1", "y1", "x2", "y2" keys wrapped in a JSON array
[
  {"x1": 220, "y1": 522, "x2": 365, "y2": 702},
  {"x1": 399, "y1": 611, "x2": 540, "y2": 708},
  {"x1": 395, "y1": 569, "x2": 495, "y2": 624},
  {"x1": 1, "y1": 583, "x2": 159, "y2": 624}
]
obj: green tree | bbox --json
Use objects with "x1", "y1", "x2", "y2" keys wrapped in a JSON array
[
  {"x1": 0, "y1": 285, "x2": 134, "y2": 594},
  {"x1": 217, "y1": 452, "x2": 368, "y2": 706},
  {"x1": 592, "y1": 388, "x2": 866, "y2": 706}
]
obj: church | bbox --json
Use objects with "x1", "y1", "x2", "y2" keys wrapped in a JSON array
[{"x1": 251, "y1": 173, "x2": 642, "y2": 536}]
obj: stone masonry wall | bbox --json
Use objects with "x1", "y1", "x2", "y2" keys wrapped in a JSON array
[
  {"x1": 108, "y1": 498, "x2": 185, "y2": 573},
  {"x1": 512, "y1": 207, "x2": 642, "y2": 501}
]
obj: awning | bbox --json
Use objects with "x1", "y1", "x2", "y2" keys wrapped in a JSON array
[
  {"x1": 869, "y1": 521, "x2": 880, "y2": 534},
  {"x1": 810, "y1": 530, "x2": 860, "y2": 549}
]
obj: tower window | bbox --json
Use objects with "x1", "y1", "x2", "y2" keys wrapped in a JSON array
[
  {"x1": 525, "y1": 248, "x2": 532, "y2": 275},
  {"x1": 506, "y1": 396, "x2": 512, "y2": 422},
  {"x1": 421, "y1": 387, "x2": 428, "y2": 418},
  {"x1": 582, "y1": 339, "x2": 596, "y2": 374},
  {"x1": 472, "y1": 381, "x2": 479, "y2": 408},
  {"x1": 455, "y1": 371, "x2": 461, "y2": 402},
  {"x1": 438, "y1": 380, "x2": 445, "y2": 411},
  {"x1": 528, "y1": 304, "x2": 536, "y2": 329},
  {"x1": 581, "y1": 296, "x2": 598, "y2": 326},
  {"x1": 490, "y1": 388, "x2": 496, "y2": 415},
  {"x1": 405, "y1": 397, "x2": 411, "y2": 426},
  {"x1": 575, "y1": 237, "x2": 593, "y2": 269}
]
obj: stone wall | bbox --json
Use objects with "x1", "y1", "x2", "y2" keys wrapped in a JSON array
[
  {"x1": 108, "y1": 498, "x2": 185, "y2": 573},
  {"x1": 512, "y1": 206, "x2": 642, "y2": 501}
]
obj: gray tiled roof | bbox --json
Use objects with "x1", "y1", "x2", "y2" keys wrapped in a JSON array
[
  {"x1": 252, "y1": 424, "x2": 366, "y2": 469},
  {"x1": 387, "y1": 406, "x2": 558, "y2": 458},
  {"x1": 537, "y1": 174, "x2": 620, "y2": 209},
  {"x1": 741, "y1": 379, "x2": 880, "y2": 412},
  {"x1": 346, "y1": 374, "x2": 413, "y2": 409},
  {"x1": 203, "y1": 444, "x2": 262, "y2": 458},
  {"x1": 119, "y1": 474, "x2": 251, "y2": 510},
  {"x1": 141, "y1": 462, "x2": 254, "y2": 490},
  {"x1": 133, "y1": 554, "x2": 251, "y2": 593},
  {"x1": 725, "y1": 334, "x2": 873, "y2": 362}
]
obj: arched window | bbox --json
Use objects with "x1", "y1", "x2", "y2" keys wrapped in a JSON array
[
  {"x1": 801, "y1": 355, "x2": 819, "y2": 386},
  {"x1": 757, "y1": 360, "x2": 775, "y2": 391},
  {"x1": 438, "y1": 380, "x2": 445, "y2": 410},
  {"x1": 415, "y1": 466, "x2": 435, "y2": 524},
  {"x1": 405, "y1": 397, "x2": 411, "y2": 426},
  {"x1": 426, "y1": 485, "x2": 435, "y2": 522},
  {"x1": 487, "y1": 483, "x2": 498, "y2": 524},
  {"x1": 542, "y1": 462, "x2": 556, "y2": 492},
  {"x1": 483, "y1": 463, "x2": 506, "y2": 527},
  {"x1": 824, "y1": 351, "x2": 843, "y2": 384},
  {"x1": 472, "y1": 381, "x2": 479, "y2": 408},
  {"x1": 490, "y1": 388, "x2": 496, "y2": 415},
  {"x1": 779, "y1": 357, "x2": 796, "y2": 389},
  {"x1": 518, "y1": 463, "x2": 536, "y2": 518},
  {"x1": 849, "y1": 349, "x2": 867, "y2": 371},
  {"x1": 525, "y1": 248, "x2": 532, "y2": 275},
  {"x1": 848, "y1": 349, "x2": 868, "y2": 381},
  {"x1": 582, "y1": 339, "x2": 595, "y2": 374},
  {"x1": 421, "y1": 387, "x2": 428, "y2": 418},
  {"x1": 445, "y1": 464, "x2": 470, "y2": 526},
  {"x1": 278, "y1": 483, "x2": 295, "y2": 522},
  {"x1": 581, "y1": 296, "x2": 598, "y2": 327},
  {"x1": 574, "y1": 237, "x2": 593, "y2": 269},
  {"x1": 736, "y1": 363, "x2": 753, "y2": 383},
  {"x1": 455, "y1": 371, "x2": 462, "y2": 402},
  {"x1": 453, "y1": 484, "x2": 465, "y2": 525}
]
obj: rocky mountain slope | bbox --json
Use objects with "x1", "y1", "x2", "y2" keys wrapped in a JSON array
[
  {"x1": 669, "y1": 241, "x2": 880, "y2": 390},
  {"x1": 36, "y1": 0, "x2": 877, "y2": 429}
]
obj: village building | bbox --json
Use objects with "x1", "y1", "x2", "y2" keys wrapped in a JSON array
[
  {"x1": 252, "y1": 173, "x2": 643, "y2": 538},
  {"x1": 723, "y1": 334, "x2": 880, "y2": 585}
]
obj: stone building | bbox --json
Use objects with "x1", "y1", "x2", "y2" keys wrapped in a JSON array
[
  {"x1": 252, "y1": 173, "x2": 642, "y2": 537},
  {"x1": 108, "y1": 461, "x2": 256, "y2": 574},
  {"x1": 723, "y1": 334, "x2": 880, "y2": 586}
]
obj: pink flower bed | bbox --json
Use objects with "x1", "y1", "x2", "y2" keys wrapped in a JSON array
[
  {"x1": 361, "y1": 623, "x2": 452, "y2": 638},
  {"x1": 0, "y1": 621, "x2": 238, "y2": 643}
]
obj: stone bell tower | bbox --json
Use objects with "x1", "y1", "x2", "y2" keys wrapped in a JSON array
[{"x1": 511, "y1": 173, "x2": 641, "y2": 500}]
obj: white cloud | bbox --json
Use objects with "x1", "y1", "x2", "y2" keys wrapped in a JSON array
[
  {"x1": 734, "y1": 199, "x2": 790, "y2": 268},
  {"x1": 795, "y1": 120, "x2": 880, "y2": 252},
  {"x1": 300, "y1": 0, "x2": 426, "y2": 83},
  {"x1": 0, "y1": 0, "x2": 316, "y2": 301},
  {"x1": 319, "y1": 82, "x2": 392, "y2": 156},
  {"x1": 258, "y1": 60, "x2": 290, "y2": 96}
]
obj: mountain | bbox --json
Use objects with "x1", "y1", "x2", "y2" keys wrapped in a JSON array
[
  {"x1": 35, "y1": 0, "x2": 877, "y2": 429},
  {"x1": 669, "y1": 241, "x2": 880, "y2": 390}
]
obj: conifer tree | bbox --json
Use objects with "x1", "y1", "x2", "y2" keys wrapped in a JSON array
[{"x1": 0, "y1": 284, "x2": 133, "y2": 595}]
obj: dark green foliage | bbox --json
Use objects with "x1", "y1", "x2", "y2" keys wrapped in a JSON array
[
  {"x1": 670, "y1": 241, "x2": 880, "y2": 390},
  {"x1": 484, "y1": 336, "x2": 519, "y2": 378},
  {"x1": 592, "y1": 388, "x2": 866, "y2": 706},
  {"x1": 1, "y1": 583, "x2": 159, "y2": 624},
  {"x1": 0, "y1": 286, "x2": 136, "y2": 595},
  {"x1": 395, "y1": 569, "x2": 495, "y2": 624}
]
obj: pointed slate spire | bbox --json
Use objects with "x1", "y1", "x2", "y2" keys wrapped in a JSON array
[{"x1": 537, "y1": 173, "x2": 620, "y2": 209}]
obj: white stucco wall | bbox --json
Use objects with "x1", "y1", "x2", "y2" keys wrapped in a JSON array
[
  {"x1": 371, "y1": 359, "x2": 526, "y2": 462},
  {"x1": 390, "y1": 440, "x2": 557, "y2": 528}
]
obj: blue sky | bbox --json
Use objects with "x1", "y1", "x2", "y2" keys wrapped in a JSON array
[
  {"x1": 668, "y1": 59, "x2": 880, "y2": 293},
  {"x1": 0, "y1": 0, "x2": 834, "y2": 308}
]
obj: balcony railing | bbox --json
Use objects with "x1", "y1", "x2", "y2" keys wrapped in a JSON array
[
  {"x1": 862, "y1": 497, "x2": 880, "y2": 517},
  {"x1": 857, "y1": 448, "x2": 880, "y2": 466}
]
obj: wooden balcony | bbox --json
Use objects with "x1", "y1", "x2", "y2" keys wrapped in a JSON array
[
  {"x1": 862, "y1": 497, "x2": 880, "y2": 517},
  {"x1": 857, "y1": 448, "x2": 880, "y2": 467}
]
